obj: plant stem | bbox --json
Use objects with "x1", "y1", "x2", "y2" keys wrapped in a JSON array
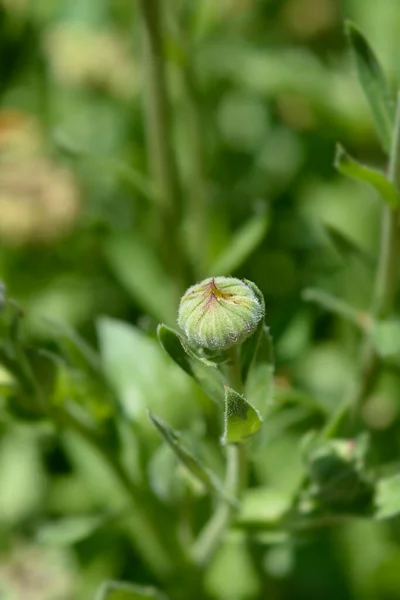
[
  {"x1": 373, "y1": 92, "x2": 400, "y2": 318},
  {"x1": 177, "y1": 25, "x2": 208, "y2": 274},
  {"x1": 191, "y1": 443, "x2": 245, "y2": 566},
  {"x1": 354, "y1": 91, "x2": 400, "y2": 412},
  {"x1": 139, "y1": 0, "x2": 185, "y2": 288},
  {"x1": 326, "y1": 91, "x2": 400, "y2": 434},
  {"x1": 192, "y1": 345, "x2": 246, "y2": 566}
]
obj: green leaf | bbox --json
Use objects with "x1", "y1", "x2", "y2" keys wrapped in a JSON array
[
  {"x1": 95, "y1": 581, "x2": 168, "y2": 600},
  {"x1": 148, "y1": 411, "x2": 237, "y2": 506},
  {"x1": 36, "y1": 514, "x2": 111, "y2": 546},
  {"x1": 158, "y1": 324, "x2": 218, "y2": 370},
  {"x1": 375, "y1": 474, "x2": 400, "y2": 519},
  {"x1": 335, "y1": 144, "x2": 400, "y2": 208},
  {"x1": 222, "y1": 386, "x2": 263, "y2": 444},
  {"x1": 105, "y1": 234, "x2": 179, "y2": 325},
  {"x1": 97, "y1": 318, "x2": 198, "y2": 425},
  {"x1": 346, "y1": 21, "x2": 395, "y2": 153},
  {"x1": 157, "y1": 324, "x2": 195, "y2": 377},
  {"x1": 178, "y1": 335, "x2": 219, "y2": 368},
  {"x1": 207, "y1": 209, "x2": 269, "y2": 276},
  {"x1": 156, "y1": 323, "x2": 224, "y2": 403},
  {"x1": 371, "y1": 319, "x2": 400, "y2": 358},
  {"x1": 240, "y1": 280, "x2": 266, "y2": 382},
  {"x1": 0, "y1": 430, "x2": 46, "y2": 526}
]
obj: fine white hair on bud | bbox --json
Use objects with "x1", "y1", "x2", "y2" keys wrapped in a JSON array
[{"x1": 178, "y1": 276, "x2": 264, "y2": 351}]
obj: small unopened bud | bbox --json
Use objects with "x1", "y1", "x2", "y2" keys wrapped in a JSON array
[{"x1": 178, "y1": 276, "x2": 264, "y2": 351}]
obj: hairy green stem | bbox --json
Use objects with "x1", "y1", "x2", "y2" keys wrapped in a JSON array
[{"x1": 192, "y1": 345, "x2": 246, "y2": 566}]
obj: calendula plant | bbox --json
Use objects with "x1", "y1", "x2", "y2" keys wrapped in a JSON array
[{"x1": 3, "y1": 1, "x2": 400, "y2": 599}]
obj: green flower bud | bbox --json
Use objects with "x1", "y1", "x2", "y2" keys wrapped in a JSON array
[{"x1": 178, "y1": 276, "x2": 264, "y2": 351}]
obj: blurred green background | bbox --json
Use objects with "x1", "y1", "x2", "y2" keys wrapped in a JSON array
[{"x1": 1, "y1": 0, "x2": 400, "y2": 598}]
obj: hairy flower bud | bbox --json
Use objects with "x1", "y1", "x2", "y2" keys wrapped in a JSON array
[{"x1": 178, "y1": 277, "x2": 264, "y2": 351}]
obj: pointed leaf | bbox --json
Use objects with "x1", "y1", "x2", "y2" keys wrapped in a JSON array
[
  {"x1": 157, "y1": 324, "x2": 194, "y2": 377},
  {"x1": 157, "y1": 324, "x2": 224, "y2": 404},
  {"x1": 207, "y1": 209, "x2": 269, "y2": 275},
  {"x1": 95, "y1": 581, "x2": 168, "y2": 600},
  {"x1": 223, "y1": 386, "x2": 263, "y2": 444},
  {"x1": 335, "y1": 144, "x2": 399, "y2": 208},
  {"x1": 148, "y1": 411, "x2": 237, "y2": 506},
  {"x1": 346, "y1": 21, "x2": 395, "y2": 153}
]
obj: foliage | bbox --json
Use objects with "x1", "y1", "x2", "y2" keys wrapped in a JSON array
[{"x1": 1, "y1": 1, "x2": 400, "y2": 599}]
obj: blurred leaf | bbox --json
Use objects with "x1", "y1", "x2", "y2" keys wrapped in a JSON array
[
  {"x1": 95, "y1": 580, "x2": 168, "y2": 600},
  {"x1": 44, "y1": 319, "x2": 103, "y2": 374},
  {"x1": 371, "y1": 319, "x2": 400, "y2": 358},
  {"x1": 305, "y1": 437, "x2": 373, "y2": 510},
  {"x1": 302, "y1": 287, "x2": 366, "y2": 328},
  {"x1": 207, "y1": 209, "x2": 269, "y2": 276},
  {"x1": 222, "y1": 386, "x2": 263, "y2": 444},
  {"x1": 375, "y1": 474, "x2": 400, "y2": 519},
  {"x1": 335, "y1": 144, "x2": 399, "y2": 208},
  {"x1": 36, "y1": 514, "x2": 112, "y2": 546},
  {"x1": 240, "y1": 279, "x2": 266, "y2": 382},
  {"x1": 346, "y1": 21, "x2": 395, "y2": 153},
  {"x1": 237, "y1": 487, "x2": 292, "y2": 529},
  {"x1": 55, "y1": 136, "x2": 156, "y2": 202},
  {"x1": 97, "y1": 318, "x2": 198, "y2": 425},
  {"x1": 204, "y1": 531, "x2": 261, "y2": 599},
  {"x1": 105, "y1": 234, "x2": 178, "y2": 325},
  {"x1": 323, "y1": 223, "x2": 375, "y2": 267},
  {"x1": 148, "y1": 444, "x2": 181, "y2": 502},
  {"x1": 0, "y1": 430, "x2": 46, "y2": 526},
  {"x1": 148, "y1": 410, "x2": 236, "y2": 506}
]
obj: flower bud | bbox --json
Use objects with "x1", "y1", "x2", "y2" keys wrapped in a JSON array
[{"x1": 178, "y1": 277, "x2": 264, "y2": 351}]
